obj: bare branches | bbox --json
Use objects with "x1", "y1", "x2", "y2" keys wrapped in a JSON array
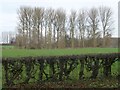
[
  {"x1": 77, "y1": 9, "x2": 87, "y2": 47},
  {"x1": 99, "y1": 6, "x2": 113, "y2": 47},
  {"x1": 69, "y1": 10, "x2": 76, "y2": 48},
  {"x1": 16, "y1": 6, "x2": 114, "y2": 48},
  {"x1": 88, "y1": 8, "x2": 100, "y2": 47}
]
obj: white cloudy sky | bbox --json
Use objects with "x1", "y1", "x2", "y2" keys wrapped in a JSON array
[{"x1": 0, "y1": 0, "x2": 119, "y2": 40}]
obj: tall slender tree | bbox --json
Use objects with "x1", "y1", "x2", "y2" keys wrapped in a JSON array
[
  {"x1": 69, "y1": 10, "x2": 76, "y2": 48},
  {"x1": 99, "y1": 6, "x2": 113, "y2": 47},
  {"x1": 88, "y1": 8, "x2": 100, "y2": 47},
  {"x1": 55, "y1": 8, "x2": 66, "y2": 48},
  {"x1": 46, "y1": 8, "x2": 54, "y2": 49},
  {"x1": 77, "y1": 10, "x2": 87, "y2": 47}
]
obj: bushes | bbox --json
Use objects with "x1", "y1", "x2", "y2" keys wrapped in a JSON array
[{"x1": 2, "y1": 53, "x2": 120, "y2": 87}]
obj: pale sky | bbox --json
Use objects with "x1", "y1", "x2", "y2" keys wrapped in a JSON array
[{"x1": 0, "y1": 0, "x2": 119, "y2": 41}]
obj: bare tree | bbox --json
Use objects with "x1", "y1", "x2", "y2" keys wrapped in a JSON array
[
  {"x1": 25, "y1": 7, "x2": 33, "y2": 48},
  {"x1": 69, "y1": 10, "x2": 76, "y2": 48},
  {"x1": 44, "y1": 10, "x2": 48, "y2": 48},
  {"x1": 32, "y1": 7, "x2": 44, "y2": 48},
  {"x1": 99, "y1": 6, "x2": 113, "y2": 47},
  {"x1": 16, "y1": 6, "x2": 114, "y2": 49},
  {"x1": 55, "y1": 8, "x2": 66, "y2": 48},
  {"x1": 39, "y1": 8, "x2": 44, "y2": 48},
  {"x1": 52, "y1": 10, "x2": 57, "y2": 48},
  {"x1": 17, "y1": 7, "x2": 28, "y2": 48},
  {"x1": 88, "y1": 8, "x2": 100, "y2": 47},
  {"x1": 46, "y1": 8, "x2": 54, "y2": 49},
  {"x1": 77, "y1": 10, "x2": 87, "y2": 47}
]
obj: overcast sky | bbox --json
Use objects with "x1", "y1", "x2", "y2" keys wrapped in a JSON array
[{"x1": 0, "y1": 0, "x2": 119, "y2": 40}]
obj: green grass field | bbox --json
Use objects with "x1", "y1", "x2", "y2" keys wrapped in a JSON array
[{"x1": 2, "y1": 47, "x2": 119, "y2": 57}]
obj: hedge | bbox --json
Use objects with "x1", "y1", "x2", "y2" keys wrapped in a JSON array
[{"x1": 2, "y1": 53, "x2": 120, "y2": 87}]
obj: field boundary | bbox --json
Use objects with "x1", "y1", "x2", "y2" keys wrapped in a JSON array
[{"x1": 2, "y1": 53, "x2": 120, "y2": 88}]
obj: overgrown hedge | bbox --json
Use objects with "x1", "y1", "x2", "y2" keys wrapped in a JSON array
[{"x1": 2, "y1": 53, "x2": 120, "y2": 87}]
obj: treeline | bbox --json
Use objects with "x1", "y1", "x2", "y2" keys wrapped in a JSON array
[{"x1": 16, "y1": 6, "x2": 113, "y2": 49}]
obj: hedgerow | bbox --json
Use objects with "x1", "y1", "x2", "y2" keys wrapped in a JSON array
[{"x1": 2, "y1": 53, "x2": 120, "y2": 87}]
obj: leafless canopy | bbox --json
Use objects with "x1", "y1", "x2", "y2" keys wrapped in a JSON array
[{"x1": 16, "y1": 6, "x2": 114, "y2": 48}]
